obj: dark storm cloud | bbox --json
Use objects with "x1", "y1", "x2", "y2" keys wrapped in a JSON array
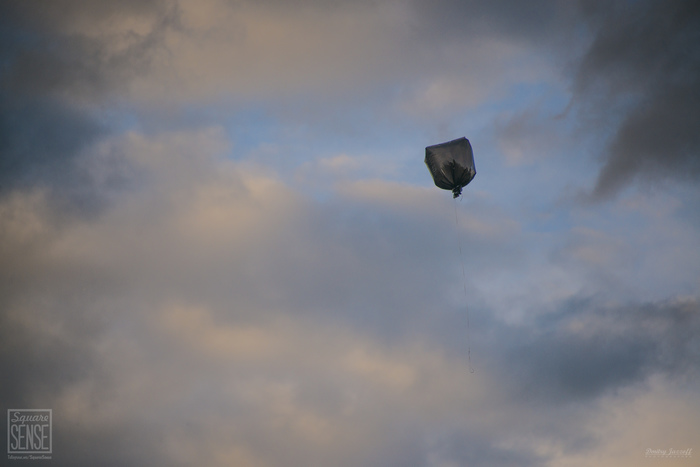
[
  {"x1": 575, "y1": 0, "x2": 700, "y2": 199},
  {"x1": 409, "y1": 0, "x2": 577, "y2": 44},
  {"x1": 1, "y1": 2, "x2": 698, "y2": 465},
  {"x1": 429, "y1": 431, "x2": 544, "y2": 467},
  {"x1": 0, "y1": 95, "x2": 104, "y2": 203},
  {"x1": 0, "y1": 6, "x2": 178, "y2": 463},
  {"x1": 0, "y1": 300, "x2": 95, "y2": 407},
  {"x1": 494, "y1": 296, "x2": 700, "y2": 404},
  {"x1": 1, "y1": 0, "x2": 177, "y2": 98},
  {"x1": 0, "y1": 0, "x2": 176, "y2": 211}
]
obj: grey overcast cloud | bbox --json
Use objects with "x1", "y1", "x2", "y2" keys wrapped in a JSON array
[{"x1": 1, "y1": 0, "x2": 699, "y2": 466}]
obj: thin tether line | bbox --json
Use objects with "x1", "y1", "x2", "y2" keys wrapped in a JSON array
[{"x1": 454, "y1": 197, "x2": 474, "y2": 373}]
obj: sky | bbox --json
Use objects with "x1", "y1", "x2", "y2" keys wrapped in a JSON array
[{"x1": 1, "y1": 0, "x2": 699, "y2": 466}]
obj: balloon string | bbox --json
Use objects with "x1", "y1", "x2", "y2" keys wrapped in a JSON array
[{"x1": 454, "y1": 197, "x2": 475, "y2": 373}]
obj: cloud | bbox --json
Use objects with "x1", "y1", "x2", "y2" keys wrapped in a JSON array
[
  {"x1": 0, "y1": 0, "x2": 177, "y2": 215},
  {"x1": 408, "y1": 0, "x2": 578, "y2": 44},
  {"x1": 0, "y1": 0, "x2": 175, "y2": 99},
  {"x1": 1, "y1": 127, "x2": 697, "y2": 465},
  {"x1": 0, "y1": 95, "x2": 106, "y2": 207},
  {"x1": 2, "y1": 0, "x2": 571, "y2": 117},
  {"x1": 2, "y1": 1, "x2": 700, "y2": 465},
  {"x1": 494, "y1": 107, "x2": 568, "y2": 166},
  {"x1": 1, "y1": 0, "x2": 576, "y2": 212},
  {"x1": 495, "y1": 297, "x2": 700, "y2": 404},
  {"x1": 574, "y1": 0, "x2": 700, "y2": 199}
]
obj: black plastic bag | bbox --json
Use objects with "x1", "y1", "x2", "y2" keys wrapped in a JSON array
[{"x1": 425, "y1": 137, "x2": 476, "y2": 198}]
